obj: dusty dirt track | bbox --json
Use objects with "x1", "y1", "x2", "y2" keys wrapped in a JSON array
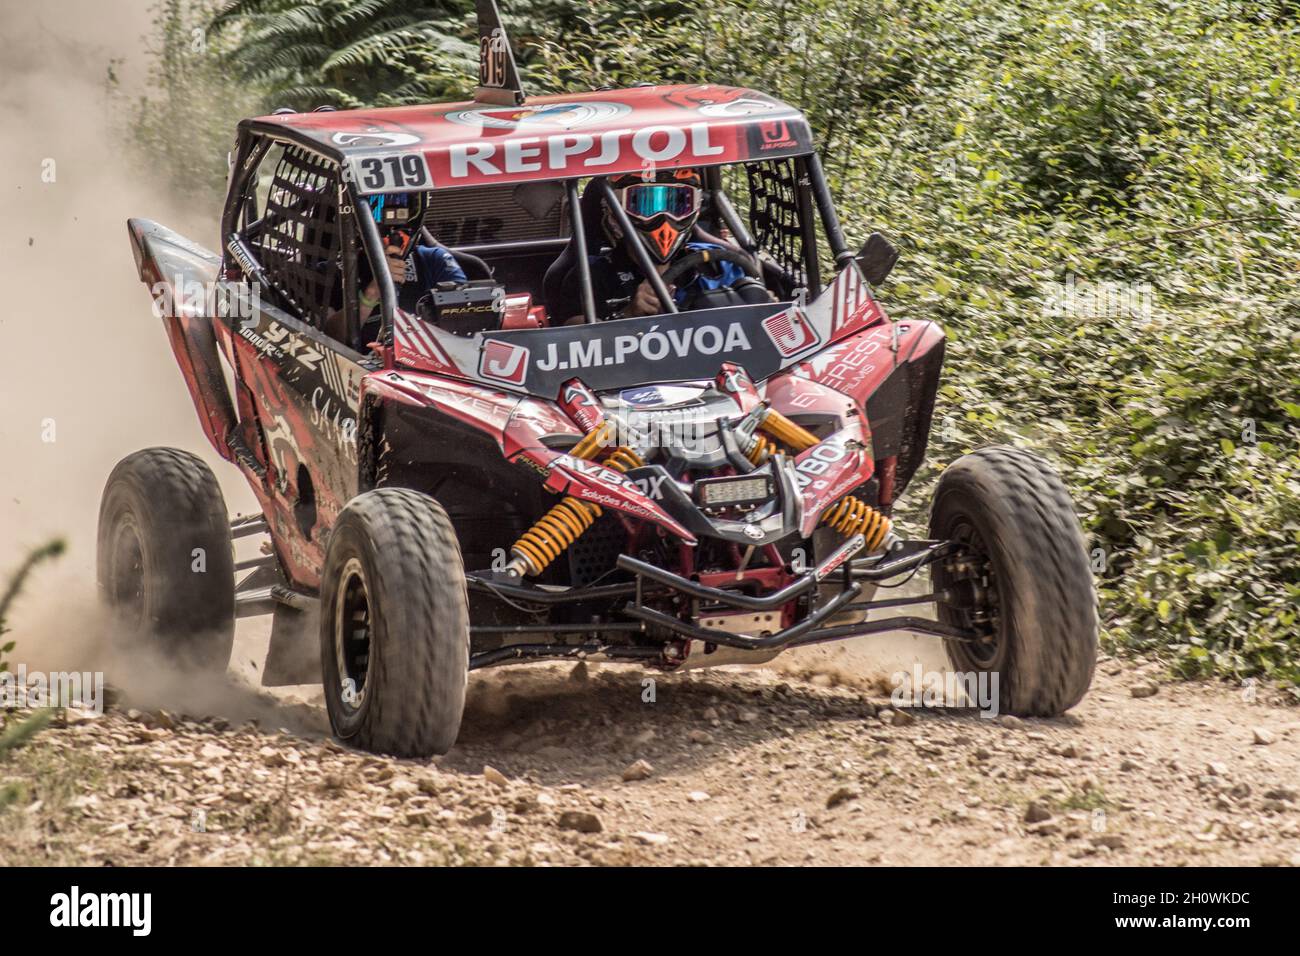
[{"x1": 1, "y1": 650, "x2": 1298, "y2": 867}]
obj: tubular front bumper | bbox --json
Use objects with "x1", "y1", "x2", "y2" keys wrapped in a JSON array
[
  {"x1": 462, "y1": 537, "x2": 972, "y2": 671},
  {"x1": 615, "y1": 539, "x2": 972, "y2": 650}
]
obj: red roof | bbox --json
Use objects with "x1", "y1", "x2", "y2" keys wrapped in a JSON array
[{"x1": 246, "y1": 84, "x2": 813, "y2": 192}]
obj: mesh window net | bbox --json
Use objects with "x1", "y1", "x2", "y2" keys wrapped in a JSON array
[
  {"x1": 251, "y1": 146, "x2": 343, "y2": 327},
  {"x1": 744, "y1": 158, "x2": 807, "y2": 292}
]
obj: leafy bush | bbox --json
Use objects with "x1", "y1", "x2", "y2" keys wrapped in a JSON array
[
  {"x1": 207, "y1": 0, "x2": 690, "y2": 109},
  {"x1": 111, "y1": 0, "x2": 267, "y2": 204},
  {"x1": 209, "y1": 0, "x2": 472, "y2": 109},
  {"x1": 0, "y1": 540, "x2": 65, "y2": 674}
]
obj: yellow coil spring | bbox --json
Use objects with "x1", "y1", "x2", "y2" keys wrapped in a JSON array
[
  {"x1": 746, "y1": 433, "x2": 780, "y2": 465},
  {"x1": 508, "y1": 440, "x2": 646, "y2": 577},
  {"x1": 821, "y1": 495, "x2": 892, "y2": 552},
  {"x1": 569, "y1": 421, "x2": 615, "y2": 460},
  {"x1": 604, "y1": 446, "x2": 644, "y2": 473},
  {"x1": 510, "y1": 497, "x2": 601, "y2": 577}
]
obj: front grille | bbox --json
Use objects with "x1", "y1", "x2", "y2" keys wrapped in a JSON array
[{"x1": 566, "y1": 513, "x2": 627, "y2": 587}]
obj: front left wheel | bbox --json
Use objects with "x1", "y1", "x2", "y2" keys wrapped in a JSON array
[{"x1": 320, "y1": 488, "x2": 470, "y2": 758}]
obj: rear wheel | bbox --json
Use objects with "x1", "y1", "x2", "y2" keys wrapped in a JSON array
[
  {"x1": 96, "y1": 447, "x2": 235, "y2": 672},
  {"x1": 929, "y1": 445, "x2": 1096, "y2": 716},
  {"x1": 320, "y1": 488, "x2": 470, "y2": 757}
]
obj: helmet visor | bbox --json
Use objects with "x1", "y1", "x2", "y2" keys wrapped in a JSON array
[{"x1": 621, "y1": 183, "x2": 698, "y2": 223}]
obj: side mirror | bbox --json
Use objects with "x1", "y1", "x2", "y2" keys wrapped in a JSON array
[{"x1": 854, "y1": 232, "x2": 899, "y2": 286}]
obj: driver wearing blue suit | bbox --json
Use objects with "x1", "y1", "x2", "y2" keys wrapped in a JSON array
[
  {"x1": 328, "y1": 192, "x2": 467, "y2": 346},
  {"x1": 360, "y1": 193, "x2": 466, "y2": 316}
]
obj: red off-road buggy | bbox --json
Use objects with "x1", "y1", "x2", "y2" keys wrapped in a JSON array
[{"x1": 101, "y1": 4, "x2": 1096, "y2": 757}]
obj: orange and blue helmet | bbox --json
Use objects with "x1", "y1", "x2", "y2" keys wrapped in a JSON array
[{"x1": 606, "y1": 168, "x2": 702, "y2": 263}]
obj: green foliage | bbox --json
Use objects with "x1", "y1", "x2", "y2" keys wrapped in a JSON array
[
  {"x1": 206, "y1": 0, "x2": 689, "y2": 109},
  {"x1": 111, "y1": 0, "x2": 267, "y2": 204},
  {"x1": 0, "y1": 711, "x2": 53, "y2": 760},
  {"x1": 0, "y1": 539, "x2": 65, "y2": 674},
  {"x1": 0, "y1": 540, "x2": 65, "y2": 758},
  {"x1": 0, "y1": 781, "x2": 27, "y2": 809},
  {"x1": 210, "y1": 0, "x2": 474, "y2": 108}
]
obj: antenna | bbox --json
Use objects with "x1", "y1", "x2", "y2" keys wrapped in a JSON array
[{"x1": 474, "y1": 0, "x2": 527, "y2": 106}]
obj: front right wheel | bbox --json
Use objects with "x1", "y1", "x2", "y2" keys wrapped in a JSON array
[
  {"x1": 929, "y1": 445, "x2": 1097, "y2": 717},
  {"x1": 320, "y1": 488, "x2": 470, "y2": 757}
]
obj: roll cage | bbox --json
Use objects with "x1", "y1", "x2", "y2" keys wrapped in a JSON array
[{"x1": 219, "y1": 120, "x2": 854, "y2": 360}]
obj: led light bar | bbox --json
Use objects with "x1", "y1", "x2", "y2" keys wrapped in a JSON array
[{"x1": 695, "y1": 474, "x2": 773, "y2": 511}]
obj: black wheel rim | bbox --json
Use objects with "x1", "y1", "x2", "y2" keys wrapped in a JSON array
[
  {"x1": 941, "y1": 519, "x2": 1004, "y2": 669},
  {"x1": 334, "y1": 557, "x2": 372, "y2": 713},
  {"x1": 109, "y1": 518, "x2": 146, "y2": 628}
]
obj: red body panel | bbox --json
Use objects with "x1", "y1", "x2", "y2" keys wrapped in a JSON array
[
  {"x1": 232, "y1": 338, "x2": 330, "y2": 587},
  {"x1": 543, "y1": 455, "x2": 695, "y2": 541},
  {"x1": 252, "y1": 84, "x2": 812, "y2": 193},
  {"x1": 367, "y1": 368, "x2": 521, "y2": 437},
  {"x1": 791, "y1": 421, "x2": 873, "y2": 536},
  {"x1": 127, "y1": 220, "x2": 238, "y2": 462}
]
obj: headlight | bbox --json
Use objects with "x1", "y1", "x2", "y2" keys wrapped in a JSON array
[{"x1": 694, "y1": 474, "x2": 773, "y2": 511}]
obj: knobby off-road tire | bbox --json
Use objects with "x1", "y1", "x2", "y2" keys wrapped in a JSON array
[
  {"x1": 96, "y1": 447, "x2": 235, "y2": 672},
  {"x1": 320, "y1": 488, "x2": 470, "y2": 758},
  {"x1": 929, "y1": 445, "x2": 1097, "y2": 716}
]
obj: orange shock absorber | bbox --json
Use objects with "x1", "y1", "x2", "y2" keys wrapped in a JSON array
[
  {"x1": 506, "y1": 427, "x2": 646, "y2": 577},
  {"x1": 821, "y1": 495, "x2": 892, "y2": 552},
  {"x1": 758, "y1": 408, "x2": 823, "y2": 452},
  {"x1": 759, "y1": 408, "x2": 893, "y2": 551},
  {"x1": 568, "y1": 421, "x2": 615, "y2": 460},
  {"x1": 602, "y1": 445, "x2": 643, "y2": 474}
]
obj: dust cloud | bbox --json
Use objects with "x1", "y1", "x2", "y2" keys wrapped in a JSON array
[{"x1": 0, "y1": 0, "x2": 266, "y2": 712}]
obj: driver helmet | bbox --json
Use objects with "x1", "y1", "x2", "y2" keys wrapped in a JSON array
[
  {"x1": 366, "y1": 191, "x2": 429, "y2": 256},
  {"x1": 605, "y1": 167, "x2": 702, "y2": 264}
]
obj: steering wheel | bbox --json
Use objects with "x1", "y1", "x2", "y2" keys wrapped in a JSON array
[{"x1": 660, "y1": 247, "x2": 762, "y2": 289}]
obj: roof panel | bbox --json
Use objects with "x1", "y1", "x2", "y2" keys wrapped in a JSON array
[{"x1": 246, "y1": 84, "x2": 813, "y2": 192}]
